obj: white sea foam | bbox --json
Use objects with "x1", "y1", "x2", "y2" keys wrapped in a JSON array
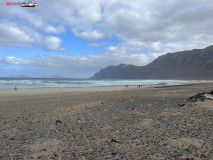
[{"x1": 0, "y1": 78, "x2": 190, "y2": 89}]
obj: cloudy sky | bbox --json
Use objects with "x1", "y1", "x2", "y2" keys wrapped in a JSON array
[{"x1": 0, "y1": 0, "x2": 213, "y2": 78}]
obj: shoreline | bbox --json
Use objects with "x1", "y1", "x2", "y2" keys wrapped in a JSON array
[
  {"x1": 0, "y1": 82, "x2": 213, "y2": 159},
  {"x1": 0, "y1": 80, "x2": 212, "y2": 90},
  {"x1": 1, "y1": 79, "x2": 212, "y2": 90},
  {"x1": 1, "y1": 82, "x2": 213, "y2": 106}
]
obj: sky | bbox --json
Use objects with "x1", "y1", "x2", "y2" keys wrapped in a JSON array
[{"x1": 0, "y1": 0, "x2": 213, "y2": 78}]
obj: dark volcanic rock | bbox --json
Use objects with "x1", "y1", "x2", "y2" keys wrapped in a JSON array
[
  {"x1": 111, "y1": 138, "x2": 118, "y2": 143},
  {"x1": 55, "y1": 120, "x2": 62, "y2": 125},
  {"x1": 188, "y1": 93, "x2": 206, "y2": 102},
  {"x1": 188, "y1": 91, "x2": 213, "y2": 102}
]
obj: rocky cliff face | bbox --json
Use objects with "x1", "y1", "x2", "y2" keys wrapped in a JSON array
[{"x1": 92, "y1": 45, "x2": 213, "y2": 79}]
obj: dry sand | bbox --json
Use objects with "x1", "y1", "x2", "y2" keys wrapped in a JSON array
[{"x1": 0, "y1": 83, "x2": 213, "y2": 159}]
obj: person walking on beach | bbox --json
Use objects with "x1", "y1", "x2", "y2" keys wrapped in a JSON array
[{"x1": 14, "y1": 86, "x2": 17, "y2": 90}]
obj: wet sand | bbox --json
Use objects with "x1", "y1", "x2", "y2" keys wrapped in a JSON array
[{"x1": 0, "y1": 83, "x2": 213, "y2": 159}]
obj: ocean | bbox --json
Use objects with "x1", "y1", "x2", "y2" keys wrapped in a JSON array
[{"x1": 0, "y1": 78, "x2": 189, "y2": 89}]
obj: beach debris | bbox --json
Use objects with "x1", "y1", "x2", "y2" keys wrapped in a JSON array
[
  {"x1": 111, "y1": 138, "x2": 118, "y2": 143},
  {"x1": 55, "y1": 120, "x2": 62, "y2": 125},
  {"x1": 9, "y1": 137, "x2": 15, "y2": 141},
  {"x1": 101, "y1": 102, "x2": 104, "y2": 104},
  {"x1": 178, "y1": 103, "x2": 185, "y2": 107},
  {"x1": 53, "y1": 153, "x2": 58, "y2": 157},
  {"x1": 111, "y1": 152, "x2": 117, "y2": 156},
  {"x1": 38, "y1": 156, "x2": 44, "y2": 159}
]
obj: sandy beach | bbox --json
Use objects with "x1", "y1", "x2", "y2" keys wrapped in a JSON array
[{"x1": 0, "y1": 83, "x2": 213, "y2": 159}]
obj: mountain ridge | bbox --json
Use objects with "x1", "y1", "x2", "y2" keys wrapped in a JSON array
[{"x1": 91, "y1": 45, "x2": 213, "y2": 80}]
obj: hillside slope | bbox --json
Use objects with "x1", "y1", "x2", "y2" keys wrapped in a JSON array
[{"x1": 92, "y1": 45, "x2": 213, "y2": 79}]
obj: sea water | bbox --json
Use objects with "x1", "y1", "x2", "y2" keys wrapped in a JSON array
[{"x1": 0, "y1": 78, "x2": 189, "y2": 89}]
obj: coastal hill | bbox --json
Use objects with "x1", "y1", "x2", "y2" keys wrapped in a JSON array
[{"x1": 91, "y1": 45, "x2": 213, "y2": 80}]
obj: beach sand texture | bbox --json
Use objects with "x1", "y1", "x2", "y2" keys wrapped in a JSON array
[{"x1": 0, "y1": 83, "x2": 213, "y2": 159}]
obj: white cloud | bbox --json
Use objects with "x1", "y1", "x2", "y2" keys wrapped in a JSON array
[
  {"x1": 1, "y1": 38, "x2": 212, "y2": 77},
  {"x1": 1, "y1": 0, "x2": 213, "y2": 46},
  {"x1": 1, "y1": 0, "x2": 213, "y2": 77},
  {"x1": 85, "y1": 42, "x2": 107, "y2": 47},
  {"x1": 1, "y1": 56, "x2": 30, "y2": 65},
  {"x1": 1, "y1": 0, "x2": 213, "y2": 41},
  {"x1": 73, "y1": 30, "x2": 104, "y2": 40},
  {"x1": 0, "y1": 23, "x2": 37, "y2": 47},
  {"x1": 43, "y1": 36, "x2": 65, "y2": 51},
  {"x1": 0, "y1": 22, "x2": 64, "y2": 51},
  {"x1": 0, "y1": 51, "x2": 150, "y2": 78}
]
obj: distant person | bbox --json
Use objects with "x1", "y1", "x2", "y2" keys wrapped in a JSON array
[{"x1": 14, "y1": 86, "x2": 17, "y2": 90}]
